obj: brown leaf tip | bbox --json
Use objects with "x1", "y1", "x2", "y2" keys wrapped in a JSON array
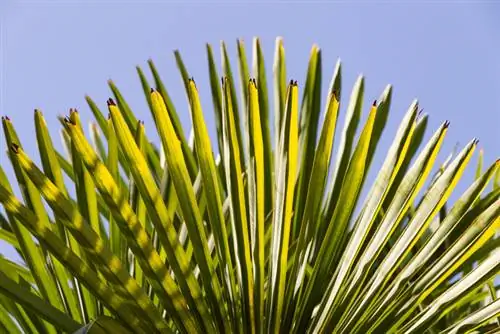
[
  {"x1": 64, "y1": 116, "x2": 76, "y2": 125},
  {"x1": 444, "y1": 120, "x2": 450, "y2": 128},
  {"x1": 473, "y1": 138, "x2": 480, "y2": 145},
  {"x1": 189, "y1": 77, "x2": 197, "y2": 88},
  {"x1": 107, "y1": 98, "x2": 116, "y2": 106},
  {"x1": 69, "y1": 108, "x2": 78, "y2": 114},
  {"x1": 372, "y1": 100, "x2": 378, "y2": 107},
  {"x1": 10, "y1": 143, "x2": 20, "y2": 154},
  {"x1": 1, "y1": 116, "x2": 10, "y2": 121},
  {"x1": 34, "y1": 109, "x2": 41, "y2": 114}
]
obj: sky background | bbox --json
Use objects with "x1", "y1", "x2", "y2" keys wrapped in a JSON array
[{"x1": 0, "y1": 1, "x2": 499, "y2": 261}]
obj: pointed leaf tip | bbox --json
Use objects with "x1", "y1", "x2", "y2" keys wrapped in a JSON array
[
  {"x1": 64, "y1": 116, "x2": 75, "y2": 125},
  {"x1": 332, "y1": 90, "x2": 338, "y2": 100},
  {"x1": 10, "y1": 143, "x2": 19, "y2": 154},
  {"x1": 107, "y1": 98, "x2": 116, "y2": 106}
]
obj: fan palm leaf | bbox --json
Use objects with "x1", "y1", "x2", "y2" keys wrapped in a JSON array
[{"x1": 0, "y1": 37, "x2": 498, "y2": 334}]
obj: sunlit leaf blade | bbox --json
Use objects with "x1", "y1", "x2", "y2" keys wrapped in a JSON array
[
  {"x1": 362, "y1": 159, "x2": 499, "y2": 332},
  {"x1": 107, "y1": 116, "x2": 126, "y2": 264},
  {"x1": 62, "y1": 120, "x2": 200, "y2": 332},
  {"x1": 309, "y1": 99, "x2": 418, "y2": 331},
  {"x1": 273, "y1": 37, "x2": 287, "y2": 140},
  {"x1": 399, "y1": 247, "x2": 500, "y2": 333},
  {"x1": 342, "y1": 120, "x2": 449, "y2": 307},
  {"x1": 283, "y1": 90, "x2": 340, "y2": 327},
  {"x1": 236, "y1": 39, "x2": 250, "y2": 114},
  {"x1": 222, "y1": 77, "x2": 255, "y2": 333},
  {"x1": 166, "y1": 53, "x2": 199, "y2": 181},
  {"x1": 319, "y1": 75, "x2": 364, "y2": 250},
  {"x1": 251, "y1": 38, "x2": 274, "y2": 220},
  {"x1": 221, "y1": 41, "x2": 246, "y2": 168},
  {"x1": 69, "y1": 110, "x2": 100, "y2": 321},
  {"x1": 441, "y1": 298, "x2": 500, "y2": 334},
  {"x1": 10, "y1": 145, "x2": 172, "y2": 331},
  {"x1": 245, "y1": 79, "x2": 266, "y2": 332},
  {"x1": 295, "y1": 98, "x2": 378, "y2": 332},
  {"x1": 145, "y1": 91, "x2": 224, "y2": 331},
  {"x1": 187, "y1": 79, "x2": 239, "y2": 329},
  {"x1": 1, "y1": 117, "x2": 64, "y2": 321},
  {"x1": 336, "y1": 138, "x2": 478, "y2": 332},
  {"x1": 268, "y1": 81, "x2": 299, "y2": 333},
  {"x1": 34, "y1": 109, "x2": 84, "y2": 323},
  {"x1": 0, "y1": 184, "x2": 147, "y2": 332},
  {"x1": 206, "y1": 44, "x2": 225, "y2": 159},
  {"x1": 293, "y1": 45, "x2": 322, "y2": 238}
]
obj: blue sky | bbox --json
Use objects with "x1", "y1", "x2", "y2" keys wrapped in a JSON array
[{"x1": 0, "y1": 1, "x2": 499, "y2": 261}]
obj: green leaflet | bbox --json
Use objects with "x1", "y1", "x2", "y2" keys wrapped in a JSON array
[
  {"x1": 2, "y1": 117, "x2": 64, "y2": 324},
  {"x1": 66, "y1": 111, "x2": 201, "y2": 333},
  {"x1": 221, "y1": 41, "x2": 246, "y2": 169},
  {"x1": 268, "y1": 81, "x2": 299, "y2": 334},
  {"x1": 187, "y1": 79, "x2": 239, "y2": 330},
  {"x1": 337, "y1": 138, "x2": 478, "y2": 332},
  {"x1": 400, "y1": 247, "x2": 500, "y2": 333},
  {"x1": 295, "y1": 99, "x2": 378, "y2": 332},
  {"x1": 10, "y1": 145, "x2": 170, "y2": 333},
  {"x1": 441, "y1": 298, "x2": 500, "y2": 334},
  {"x1": 273, "y1": 37, "x2": 287, "y2": 141},
  {"x1": 0, "y1": 270, "x2": 81, "y2": 333},
  {"x1": 292, "y1": 45, "x2": 322, "y2": 240},
  {"x1": 0, "y1": 184, "x2": 146, "y2": 332},
  {"x1": 319, "y1": 75, "x2": 364, "y2": 246},
  {"x1": 283, "y1": 90, "x2": 340, "y2": 328},
  {"x1": 34, "y1": 110, "x2": 84, "y2": 323},
  {"x1": 222, "y1": 77, "x2": 255, "y2": 333},
  {"x1": 310, "y1": 99, "x2": 418, "y2": 332},
  {"x1": 362, "y1": 160, "x2": 499, "y2": 332},
  {"x1": 150, "y1": 90, "x2": 227, "y2": 332},
  {"x1": 246, "y1": 79, "x2": 266, "y2": 332}
]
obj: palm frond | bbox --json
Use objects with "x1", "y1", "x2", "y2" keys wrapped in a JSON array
[{"x1": 0, "y1": 37, "x2": 498, "y2": 334}]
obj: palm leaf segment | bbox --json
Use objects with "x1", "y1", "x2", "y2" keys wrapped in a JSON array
[{"x1": 0, "y1": 37, "x2": 499, "y2": 334}]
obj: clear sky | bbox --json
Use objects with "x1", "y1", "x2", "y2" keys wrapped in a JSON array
[{"x1": 0, "y1": 1, "x2": 499, "y2": 261}]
